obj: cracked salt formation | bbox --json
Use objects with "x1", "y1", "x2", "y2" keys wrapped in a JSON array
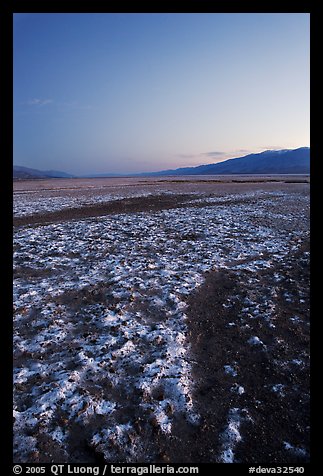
[{"x1": 13, "y1": 189, "x2": 309, "y2": 462}]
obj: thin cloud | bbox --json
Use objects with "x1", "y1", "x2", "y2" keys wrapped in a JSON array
[
  {"x1": 233, "y1": 149, "x2": 251, "y2": 155},
  {"x1": 26, "y1": 98, "x2": 53, "y2": 106},
  {"x1": 202, "y1": 149, "x2": 259, "y2": 160},
  {"x1": 202, "y1": 151, "x2": 225, "y2": 157}
]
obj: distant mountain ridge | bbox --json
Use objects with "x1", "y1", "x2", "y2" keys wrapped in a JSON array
[
  {"x1": 13, "y1": 165, "x2": 75, "y2": 180},
  {"x1": 13, "y1": 147, "x2": 310, "y2": 179},
  {"x1": 141, "y1": 147, "x2": 310, "y2": 176}
]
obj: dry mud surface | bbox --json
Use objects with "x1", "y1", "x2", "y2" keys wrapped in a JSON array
[{"x1": 13, "y1": 176, "x2": 310, "y2": 463}]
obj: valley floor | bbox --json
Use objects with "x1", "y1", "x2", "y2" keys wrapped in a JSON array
[{"x1": 13, "y1": 176, "x2": 310, "y2": 463}]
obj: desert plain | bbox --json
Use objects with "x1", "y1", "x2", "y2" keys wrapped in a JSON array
[{"x1": 13, "y1": 175, "x2": 310, "y2": 464}]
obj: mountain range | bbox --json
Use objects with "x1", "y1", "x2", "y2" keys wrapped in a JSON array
[
  {"x1": 13, "y1": 166, "x2": 75, "y2": 180},
  {"x1": 140, "y1": 147, "x2": 310, "y2": 176},
  {"x1": 13, "y1": 147, "x2": 310, "y2": 179}
]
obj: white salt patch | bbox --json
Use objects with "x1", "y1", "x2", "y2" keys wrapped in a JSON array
[
  {"x1": 51, "y1": 426, "x2": 66, "y2": 443},
  {"x1": 224, "y1": 365, "x2": 238, "y2": 377},
  {"x1": 218, "y1": 408, "x2": 249, "y2": 463},
  {"x1": 290, "y1": 316, "x2": 302, "y2": 323},
  {"x1": 13, "y1": 188, "x2": 309, "y2": 458},
  {"x1": 290, "y1": 359, "x2": 303, "y2": 366},
  {"x1": 231, "y1": 384, "x2": 245, "y2": 395},
  {"x1": 248, "y1": 336, "x2": 264, "y2": 346},
  {"x1": 271, "y1": 384, "x2": 285, "y2": 397},
  {"x1": 94, "y1": 400, "x2": 116, "y2": 415},
  {"x1": 283, "y1": 441, "x2": 308, "y2": 458}
]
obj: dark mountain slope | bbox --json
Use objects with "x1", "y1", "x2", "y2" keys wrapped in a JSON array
[{"x1": 142, "y1": 148, "x2": 310, "y2": 176}]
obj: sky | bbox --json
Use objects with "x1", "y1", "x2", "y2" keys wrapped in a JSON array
[{"x1": 13, "y1": 13, "x2": 310, "y2": 175}]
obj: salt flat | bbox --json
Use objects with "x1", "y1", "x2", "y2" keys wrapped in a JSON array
[{"x1": 13, "y1": 176, "x2": 310, "y2": 463}]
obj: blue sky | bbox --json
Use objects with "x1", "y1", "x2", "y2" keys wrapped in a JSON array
[{"x1": 13, "y1": 13, "x2": 310, "y2": 175}]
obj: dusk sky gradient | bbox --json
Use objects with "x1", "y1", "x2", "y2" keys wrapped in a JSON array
[{"x1": 13, "y1": 13, "x2": 310, "y2": 175}]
